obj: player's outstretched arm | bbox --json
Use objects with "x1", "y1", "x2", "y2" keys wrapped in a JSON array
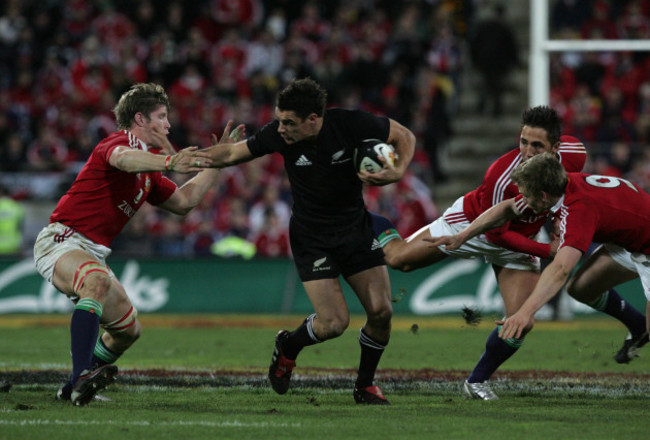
[
  {"x1": 485, "y1": 229, "x2": 554, "y2": 259},
  {"x1": 109, "y1": 145, "x2": 212, "y2": 174},
  {"x1": 201, "y1": 126, "x2": 254, "y2": 168},
  {"x1": 159, "y1": 120, "x2": 244, "y2": 215},
  {"x1": 424, "y1": 198, "x2": 520, "y2": 251},
  {"x1": 109, "y1": 125, "x2": 213, "y2": 174},
  {"x1": 498, "y1": 246, "x2": 582, "y2": 339}
]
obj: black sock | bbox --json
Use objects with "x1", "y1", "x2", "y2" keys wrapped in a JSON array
[
  {"x1": 590, "y1": 289, "x2": 646, "y2": 336},
  {"x1": 356, "y1": 328, "x2": 387, "y2": 388},
  {"x1": 70, "y1": 299, "x2": 102, "y2": 383},
  {"x1": 283, "y1": 314, "x2": 321, "y2": 360},
  {"x1": 468, "y1": 327, "x2": 523, "y2": 383}
]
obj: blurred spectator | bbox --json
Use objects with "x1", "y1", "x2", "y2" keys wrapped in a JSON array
[
  {"x1": 26, "y1": 124, "x2": 69, "y2": 171},
  {"x1": 617, "y1": 0, "x2": 650, "y2": 39},
  {"x1": 153, "y1": 215, "x2": 192, "y2": 257},
  {"x1": 0, "y1": 133, "x2": 27, "y2": 172},
  {"x1": 192, "y1": 219, "x2": 219, "y2": 257},
  {"x1": 131, "y1": 0, "x2": 157, "y2": 39},
  {"x1": 219, "y1": 197, "x2": 251, "y2": 238},
  {"x1": 111, "y1": 207, "x2": 155, "y2": 257},
  {"x1": 469, "y1": 3, "x2": 519, "y2": 116},
  {"x1": 165, "y1": 1, "x2": 190, "y2": 43},
  {"x1": 636, "y1": 80, "x2": 650, "y2": 142},
  {"x1": 551, "y1": 0, "x2": 592, "y2": 35},
  {"x1": 0, "y1": 184, "x2": 24, "y2": 255},
  {"x1": 211, "y1": 0, "x2": 263, "y2": 30},
  {"x1": 426, "y1": 20, "x2": 462, "y2": 114},
  {"x1": 574, "y1": 52, "x2": 605, "y2": 97},
  {"x1": 0, "y1": 1, "x2": 26, "y2": 46},
  {"x1": 581, "y1": 1, "x2": 618, "y2": 39},
  {"x1": 248, "y1": 185, "x2": 290, "y2": 234},
  {"x1": 608, "y1": 141, "x2": 635, "y2": 175},
  {"x1": 291, "y1": 1, "x2": 330, "y2": 42},
  {"x1": 252, "y1": 207, "x2": 291, "y2": 257},
  {"x1": 626, "y1": 146, "x2": 650, "y2": 192},
  {"x1": 61, "y1": 0, "x2": 95, "y2": 44},
  {"x1": 563, "y1": 84, "x2": 601, "y2": 142},
  {"x1": 597, "y1": 86, "x2": 638, "y2": 143},
  {"x1": 265, "y1": 7, "x2": 287, "y2": 40},
  {"x1": 244, "y1": 28, "x2": 284, "y2": 78},
  {"x1": 414, "y1": 67, "x2": 452, "y2": 183}
]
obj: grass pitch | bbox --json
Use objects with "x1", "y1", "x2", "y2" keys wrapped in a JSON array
[{"x1": 1, "y1": 314, "x2": 649, "y2": 439}]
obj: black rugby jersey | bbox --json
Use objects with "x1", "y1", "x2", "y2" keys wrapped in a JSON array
[{"x1": 247, "y1": 108, "x2": 390, "y2": 231}]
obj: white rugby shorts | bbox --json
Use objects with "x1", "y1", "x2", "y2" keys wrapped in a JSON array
[
  {"x1": 423, "y1": 196, "x2": 540, "y2": 271},
  {"x1": 34, "y1": 222, "x2": 114, "y2": 286},
  {"x1": 603, "y1": 243, "x2": 650, "y2": 300}
]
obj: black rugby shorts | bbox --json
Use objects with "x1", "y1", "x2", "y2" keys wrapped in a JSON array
[{"x1": 290, "y1": 214, "x2": 385, "y2": 282}]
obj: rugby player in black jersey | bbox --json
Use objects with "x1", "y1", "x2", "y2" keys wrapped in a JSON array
[{"x1": 203, "y1": 78, "x2": 415, "y2": 404}]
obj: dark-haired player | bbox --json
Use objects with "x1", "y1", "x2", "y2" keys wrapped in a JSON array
[
  {"x1": 203, "y1": 78, "x2": 415, "y2": 404},
  {"x1": 371, "y1": 106, "x2": 646, "y2": 399}
]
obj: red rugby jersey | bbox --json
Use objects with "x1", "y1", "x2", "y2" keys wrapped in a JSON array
[
  {"x1": 50, "y1": 130, "x2": 177, "y2": 247},
  {"x1": 462, "y1": 135, "x2": 586, "y2": 258},
  {"x1": 547, "y1": 174, "x2": 650, "y2": 255}
]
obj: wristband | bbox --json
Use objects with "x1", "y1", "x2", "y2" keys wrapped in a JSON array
[{"x1": 164, "y1": 155, "x2": 172, "y2": 171}]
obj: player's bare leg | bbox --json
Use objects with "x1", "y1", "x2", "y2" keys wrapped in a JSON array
[
  {"x1": 91, "y1": 277, "x2": 142, "y2": 368},
  {"x1": 52, "y1": 250, "x2": 119, "y2": 405},
  {"x1": 347, "y1": 265, "x2": 392, "y2": 404},
  {"x1": 369, "y1": 212, "x2": 446, "y2": 272},
  {"x1": 268, "y1": 279, "x2": 348, "y2": 394}
]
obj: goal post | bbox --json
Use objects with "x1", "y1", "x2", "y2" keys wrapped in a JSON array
[{"x1": 529, "y1": 0, "x2": 650, "y2": 106}]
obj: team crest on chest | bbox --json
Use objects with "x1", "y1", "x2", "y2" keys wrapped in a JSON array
[{"x1": 331, "y1": 149, "x2": 350, "y2": 164}]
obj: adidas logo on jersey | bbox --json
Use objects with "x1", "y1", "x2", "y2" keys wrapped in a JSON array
[
  {"x1": 296, "y1": 155, "x2": 312, "y2": 166},
  {"x1": 371, "y1": 238, "x2": 381, "y2": 251}
]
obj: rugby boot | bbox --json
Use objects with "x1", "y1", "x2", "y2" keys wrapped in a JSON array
[
  {"x1": 353, "y1": 384, "x2": 390, "y2": 405},
  {"x1": 70, "y1": 364, "x2": 118, "y2": 406},
  {"x1": 615, "y1": 331, "x2": 649, "y2": 364},
  {"x1": 463, "y1": 380, "x2": 499, "y2": 400},
  {"x1": 268, "y1": 330, "x2": 295, "y2": 394}
]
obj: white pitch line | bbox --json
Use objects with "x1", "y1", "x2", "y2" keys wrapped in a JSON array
[{"x1": 0, "y1": 420, "x2": 301, "y2": 428}]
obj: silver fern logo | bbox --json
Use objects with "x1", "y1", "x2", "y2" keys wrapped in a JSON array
[{"x1": 312, "y1": 257, "x2": 331, "y2": 271}]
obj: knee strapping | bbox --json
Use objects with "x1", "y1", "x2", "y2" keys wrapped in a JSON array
[
  {"x1": 102, "y1": 306, "x2": 138, "y2": 333},
  {"x1": 72, "y1": 261, "x2": 110, "y2": 295}
]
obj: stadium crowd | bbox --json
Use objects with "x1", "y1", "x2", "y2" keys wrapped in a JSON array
[
  {"x1": 0, "y1": 0, "x2": 465, "y2": 257},
  {"x1": 0, "y1": 0, "x2": 649, "y2": 257},
  {"x1": 549, "y1": 0, "x2": 650, "y2": 190}
]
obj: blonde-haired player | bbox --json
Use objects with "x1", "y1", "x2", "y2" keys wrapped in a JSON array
[{"x1": 34, "y1": 83, "x2": 243, "y2": 405}]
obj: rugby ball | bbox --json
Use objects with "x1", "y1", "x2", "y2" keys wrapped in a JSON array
[{"x1": 354, "y1": 139, "x2": 395, "y2": 173}]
